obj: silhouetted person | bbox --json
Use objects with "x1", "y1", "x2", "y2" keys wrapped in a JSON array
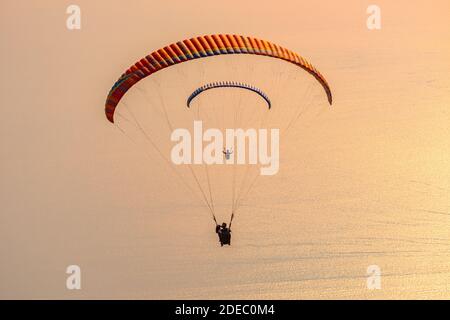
[
  {"x1": 223, "y1": 148, "x2": 233, "y2": 160},
  {"x1": 216, "y1": 222, "x2": 231, "y2": 246}
]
